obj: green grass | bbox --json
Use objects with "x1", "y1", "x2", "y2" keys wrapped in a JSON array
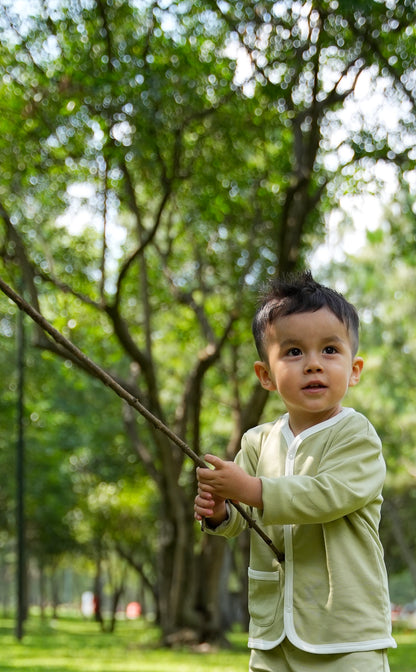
[
  {"x1": 389, "y1": 628, "x2": 416, "y2": 672},
  {"x1": 0, "y1": 616, "x2": 248, "y2": 672},
  {"x1": 0, "y1": 616, "x2": 414, "y2": 672}
]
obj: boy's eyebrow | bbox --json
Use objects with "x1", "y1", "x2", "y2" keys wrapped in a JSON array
[
  {"x1": 321, "y1": 335, "x2": 347, "y2": 344},
  {"x1": 278, "y1": 337, "x2": 302, "y2": 348}
]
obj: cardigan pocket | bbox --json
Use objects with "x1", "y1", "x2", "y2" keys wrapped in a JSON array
[{"x1": 248, "y1": 567, "x2": 280, "y2": 627}]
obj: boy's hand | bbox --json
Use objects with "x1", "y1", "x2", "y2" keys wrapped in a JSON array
[
  {"x1": 194, "y1": 487, "x2": 227, "y2": 525},
  {"x1": 196, "y1": 454, "x2": 263, "y2": 509}
]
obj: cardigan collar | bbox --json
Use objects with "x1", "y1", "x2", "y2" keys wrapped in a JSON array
[{"x1": 281, "y1": 407, "x2": 355, "y2": 447}]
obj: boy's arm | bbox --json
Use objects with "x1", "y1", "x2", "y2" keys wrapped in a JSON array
[{"x1": 260, "y1": 421, "x2": 385, "y2": 526}]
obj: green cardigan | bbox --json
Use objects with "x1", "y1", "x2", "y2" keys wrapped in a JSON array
[{"x1": 207, "y1": 408, "x2": 396, "y2": 654}]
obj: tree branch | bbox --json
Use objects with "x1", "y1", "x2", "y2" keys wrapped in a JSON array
[
  {"x1": 0, "y1": 276, "x2": 284, "y2": 563},
  {"x1": 175, "y1": 311, "x2": 239, "y2": 453}
]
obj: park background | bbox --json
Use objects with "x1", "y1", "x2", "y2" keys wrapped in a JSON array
[{"x1": 1, "y1": 0, "x2": 416, "y2": 668}]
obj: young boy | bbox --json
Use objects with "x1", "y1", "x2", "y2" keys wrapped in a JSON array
[{"x1": 194, "y1": 271, "x2": 396, "y2": 672}]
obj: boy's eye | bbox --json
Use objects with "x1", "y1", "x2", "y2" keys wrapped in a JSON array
[
  {"x1": 323, "y1": 346, "x2": 337, "y2": 354},
  {"x1": 287, "y1": 347, "x2": 302, "y2": 356}
]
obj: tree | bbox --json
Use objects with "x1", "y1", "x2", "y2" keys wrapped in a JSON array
[{"x1": 2, "y1": 0, "x2": 416, "y2": 641}]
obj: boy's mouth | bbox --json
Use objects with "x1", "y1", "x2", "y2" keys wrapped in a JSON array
[{"x1": 303, "y1": 382, "x2": 327, "y2": 390}]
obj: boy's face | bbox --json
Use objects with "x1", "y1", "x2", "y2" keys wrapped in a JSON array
[{"x1": 254, "y1": 307, "x2": 363, "y2": 435}]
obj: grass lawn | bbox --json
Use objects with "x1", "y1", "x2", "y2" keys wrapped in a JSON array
[{"x1": 0, "y1": 615, "x2": 414, "y2": 672}]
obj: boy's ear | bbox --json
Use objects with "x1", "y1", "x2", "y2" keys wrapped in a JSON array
[
  {"x1": 254, "y1": 361, "x2": 276, "y2": 391},
  {"x1": 349, "y1": 356, "x2": 364, "y2": 387}
]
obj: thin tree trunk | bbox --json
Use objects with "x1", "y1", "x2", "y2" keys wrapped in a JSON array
[{"x1": 384, "y1": 499, "x2": 416, "y2": 589}]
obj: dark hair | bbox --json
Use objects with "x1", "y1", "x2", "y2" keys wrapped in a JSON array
[{"x1": 252, "y1": 270, "x2": 360, "y2": 361}]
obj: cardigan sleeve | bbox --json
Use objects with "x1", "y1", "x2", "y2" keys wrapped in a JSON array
[{"x1": 260, "y1": 415, "x2": 385, "y2": 526}]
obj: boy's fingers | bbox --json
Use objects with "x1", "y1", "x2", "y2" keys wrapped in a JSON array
[
  {"x1": 197, "y1": 469, "x2": 217, "y2": 488},
  {"x1": 196, "y1": 465, "x2": 214, "y2": 482},
  {"x1": 204, "y1": 454, "x2": 223, "y2": 469},
  {"x1": 198, "y1": 483, "x2": 214, "y2": 497},
  {"x1": 194, "y1": 495, "x2": 213, "y2": 519}
]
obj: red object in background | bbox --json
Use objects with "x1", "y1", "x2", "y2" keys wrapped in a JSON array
[{"x1": 126, "y1": 602, "x2": 142, "y2": 619}]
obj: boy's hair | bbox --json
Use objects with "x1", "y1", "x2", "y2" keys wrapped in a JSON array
[{"x1": 252, "y1": 270, "x2": 360, "y2": 361}]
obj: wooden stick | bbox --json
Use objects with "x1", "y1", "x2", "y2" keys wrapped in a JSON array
[{"x1": 0, "y1": 276, "x2": 284, "y2": 562}]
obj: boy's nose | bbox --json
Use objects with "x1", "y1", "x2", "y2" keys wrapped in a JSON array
[{"x1": 304, "y1": 354, "x2": 323, "y2": 373}]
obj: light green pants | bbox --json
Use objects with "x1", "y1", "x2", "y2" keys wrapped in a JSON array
[{"x1": 249, "y1": 639, "x2": 390, "y2": 672}]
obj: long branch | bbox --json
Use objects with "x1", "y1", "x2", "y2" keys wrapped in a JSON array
[{"x1": 0, "y1": 276, "x2": 284, "y2": 563}]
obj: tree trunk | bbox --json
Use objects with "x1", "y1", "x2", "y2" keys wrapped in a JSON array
[
  {"x1": 107, "y1": 583, "x2": 124, "y2": 634},
  {"x1": 93, "y1": 557, "x2": 104, "y2": 629},
  {"x1": 39, "y1": 562, "x2": 46, "y2": 620},
  {"x1": 196, "y1": 534, "x2": 228, "y2": 643},
  {"x1": 50, "y1": 567, "x2": 60, "y2": 619},
  {"x1": 157, "y1": 499, "x2": 198, "y2": 642},
  {"x1": 384, "y1": 499, "x2": 416, "y2": 589}
]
